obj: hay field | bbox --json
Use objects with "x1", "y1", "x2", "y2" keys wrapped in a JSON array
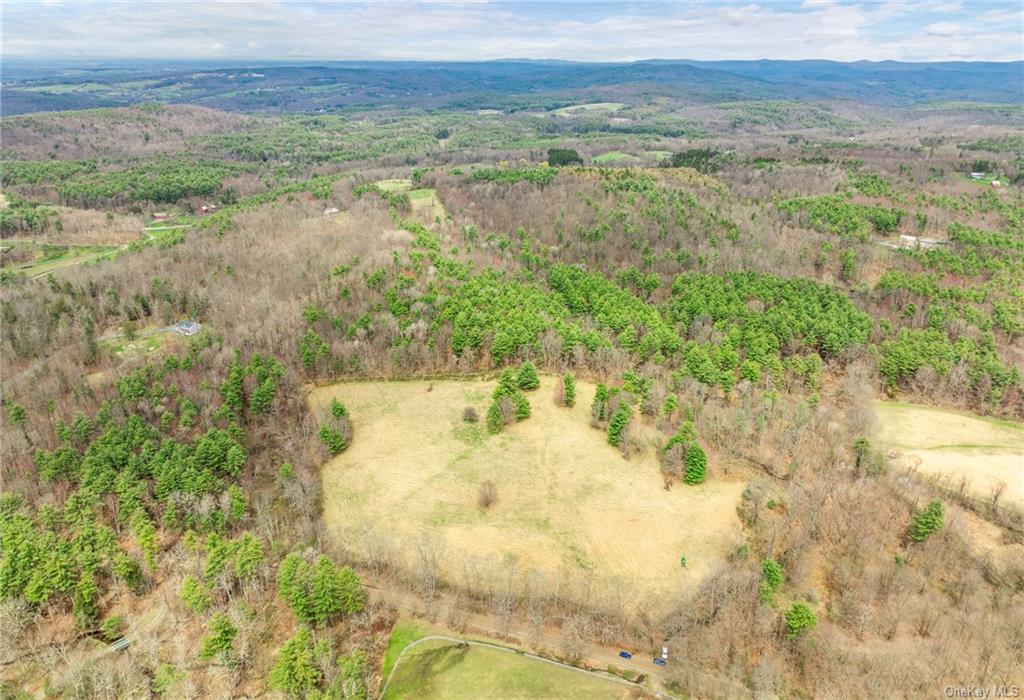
[
  {"x1": 314, "y1": 376, "x2": 745, "y2": 610},
  {"x1": 876, "y1": 400, "x2": 1024, "y2": 508},
  {"x1": 375, "y1": 179, "x2": 447, "y2": 223}
]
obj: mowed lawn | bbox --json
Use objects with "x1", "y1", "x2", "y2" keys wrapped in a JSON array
[
  {"x1": 313, "y1": 376, "x2": 745, "y2": 611},
  {"x1": 384, "y1": 638, "x2": 640, "y2": 700},
  {"x1": 876, "y1": 400, "x2": 1024, "y2": 507}
]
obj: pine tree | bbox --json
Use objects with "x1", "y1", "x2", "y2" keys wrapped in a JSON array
[
  {"x1": 517, "y1": 362, "x2": 540, "y2": 390},
  {"x1": 311, "y1": 555, "x2": 344, "y2": 626},
  {"x1": 607, "y1": 404, "x2": 631, "y2": 447},
  {"x1": 278, "y1": 553, "x2": 314, "y2": 624},
  {"x1": 180, "y1": 575, "x2": 212, "y2": 613},
  {"x1": 684, "y1": 444, "x2": 707, "y2": 484},
  {"x1": 336, "y1": 566, "x2": 366, "y2": 615},
  {"x1": 494, "y1": 368, "x2": 519, "y2": 398},
  {"x1": 562, "y1": 373, "x2": 576, "y2": 407},
  {"x1": 220, "y1": 361, "x2": 246, "y2": 418},
  {"x1": 591, "y1": 384, "x2": 609, "y2": 422},
  {"x1": 319, "y1": 424, "x2": 347, "y2": 454},
  {"x1": 784, "y1": 602, "x2": 817, "y2": 639},
  {"x1": 249, "y1": 376, "x2": 277, "y2": 415},
  {"x1": 907, "y1": 499, "x2": 944, "y2": 542},
  {"x1": 759, "y1": 558, "x2": 784, "y2": 604},
  {"x1": 486, "y1": 400, "x2": 504, "y2": 434},
  {"x1": 513, "y1": 392, "x2": 531, "y2": 420},
  {"x1": 269, "y1": 627, "x2": 324, "y2": 697},
  {"x1": 72, "y1": 570, "x2": 99, "y2": 630},
  {"x1": 199, "y1": 613, "x2": 237, "y2": 663}
]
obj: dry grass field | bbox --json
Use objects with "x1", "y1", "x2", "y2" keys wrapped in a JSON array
[
  {"x1": 876, "y1": 400, "x2": 1024, "y2": 508},
  {"x1": 313, "y1": 376, "x2": 746, "y2": 612}
]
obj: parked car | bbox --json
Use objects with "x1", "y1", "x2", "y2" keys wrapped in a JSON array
[
  {"x1": 653, "y1": 658, "x2": 667, "y2": 666},
  {"x1": 661, "y1": 645, "x2": 669, "y2": 660},
  {"x1": 618, "y1": 651, "x2": 632, "y2": 659}
]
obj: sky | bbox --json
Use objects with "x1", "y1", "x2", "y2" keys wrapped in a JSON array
[{"x1": 2, "y1": 0, "x2": 1022, "y2": 63}]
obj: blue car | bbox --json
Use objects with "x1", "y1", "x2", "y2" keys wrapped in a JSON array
[
  {"x1": 653, "y1": 658, "x2": 667, "y2": 667},
  {"x1": 618, "y1": 651, "x2": 632, "y2": 659}
]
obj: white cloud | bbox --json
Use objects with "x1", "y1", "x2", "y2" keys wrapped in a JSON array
[{"x1": 1, "y1": 0, "x2": 1021, "y2": 62}]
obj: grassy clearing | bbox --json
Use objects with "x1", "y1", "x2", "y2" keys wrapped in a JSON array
[
  {"x1": 551, "y1": 103, "x2": 627, "y2": 117},
  {"x1": 382, "y1": 620, "x2": 428, "y2": 681},
  {"x1": 314, "y1": 376, "x2": 745, "y2": 610},
  {"x1": 375, "y1": 179, "x2": 447, "y2": 223},
  {"x1": 384, "y1": 638, "x2": 639, "y2": 700},
  {"x1": 876, "y1": 400, "x2": 1024, "y2": 507},
  {"x1": 593, "y1": 151, "x2": 641, "y2": 165},
  {"x1": 1, "y1": 241, "x2": 119, "y2": 278},
  {"x1": 645, "y1": 150, "x2": 673, "y2": 161}
]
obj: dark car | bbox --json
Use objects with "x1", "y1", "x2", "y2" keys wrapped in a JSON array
[
  {"x1": 618, "y1": 651, "x2": 632, "y2": 659},
  {"x1": 653, "y1": 658, "x2": 667, "y2": 666}
]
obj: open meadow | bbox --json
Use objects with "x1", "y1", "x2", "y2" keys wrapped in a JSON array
[
  {"x1": 876, "y1": 400, "x2": 1024, "y2": 508},
  {"x1": 314, "y1": 376, "x2": 746, "y2": 612}
]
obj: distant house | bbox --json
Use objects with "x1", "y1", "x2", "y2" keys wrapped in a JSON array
[
  {"x1": 152, "y1": 212, "x2": 170, "y2": 221},
  {"x1": 323, "y1": 207, "x2": 340, "y2": 217},
  {"x1": 970, "y1": 172, "x2": 985, "y2": 180},
  {"x1": 199, "y1": 204, "x2": 218, "y2": 214},
  {"x1": 898, "y1": 234, "x2": 944, "y2": 251},
  {"x1": 991, "y1": 180, "x2": 1002, "y2": 188},
  {"x1": 173, "y1": 320, "x2": 202, "y2": 336}
]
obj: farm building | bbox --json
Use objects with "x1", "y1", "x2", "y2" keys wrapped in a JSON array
[
  {"x1": 970, "y1": 172, "x2": 985, "y2": 179},
  {"x1": 991, "y1": 180, "x2": 1002, "y2": 187},
  {"x1": 151, "y1": 212, "x2": 170, "y2": 220},
  {"x1": 173, "y1": 320, "x2": 202, "y2": 336},
  {"x1": 323, "y1": 207, "x2": 340, "y2": 217},
  {"x1": 899, "y1": 235, "x2": 945, "y2": 251}
]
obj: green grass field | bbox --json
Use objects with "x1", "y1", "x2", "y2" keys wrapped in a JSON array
[
  {"x1": 384, "y1": 637, "x2": 637, "y2": 700},
  {"x1": 551, "y1": 102, "x2": 627, "y2": 117},
  {"x1": 593, "y1": 151, "x2": 641, "y2": 165}
]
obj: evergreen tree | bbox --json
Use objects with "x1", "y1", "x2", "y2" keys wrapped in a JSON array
[
  {"x1": 319, "y1": 424, "x2": 347, "y2": 454},
  {"x1": 760, "y1": 558, "x2": 784, "y2": 604},
  {"x1": 494, "y1": 368, "x2": 519, "y2": 399},
  {"x1": 278, "y1": 553, "x2": 314, "y2": 624},
  {"x1": 591, "y1": 384, "x2": 609, "y2": 422},
  {"x1": 683, "y1": 444, "x2": 707, "y2": 484},
  {"x1": 607, "y1": 404, "x2": 631, "y2": 447},
  {"x1": 220, "y1": 361, "x2": 246, "y2": 418},
  {"x1": 784, "y1": 602, "x2": 818, "y2": 639},
  {"x1": 249, "y1": 376, "x2": 277, "y2": 415},
  {"x1": 311, "y1": 555, "x2": 344, "y2": 626},
  {"x1": 562, "y1": 373, "x2": 576, "y2": 407},
  {"x1": 330, "y1": 398, "x2": 348, "y2": 418},
  {"x1": 199, "y1": 613, "x2": 237, "y2": 663},
  {"x1": 486, "y1": 400, "x2": 504, "y2": 434},
  {"x1": 72, "y1": 569, "x2": 99, "y2": 630},
  {"x1": 907, "y1": 499, "x2": 944, "y2": 542},
  {"x1": 513, "y1": 392, "x2": 531, "y2": 420},
  {"x1": 269, "y1": 627, "x2": 324, "y2": 697},
  {"x1": 180, "y1": 575, "x2": 211, "y2": 613},
  {"x1": 517, "y1": 362, "x2": 540, "y2": 390}
]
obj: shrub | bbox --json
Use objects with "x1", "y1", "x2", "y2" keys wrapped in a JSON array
[
  {"x1": 462, "y1": 406, "x2": 479, "y2": 423},
  {"x1": 683, "y1": 444, "x2": 707, "y2": 485},
  {"x1": 517, "y1": 361, "x2": 540, "y2": 390},
  {"x1": 478, "y1": 480, "x2": 497, "y2": 509},
  {"x1": 907, "y1": 499, "x2": 944, "y2": 542},
  {"x1": 784, "y1": 602, "x2": 818, "y2": 639},
  {"x1": 561, "y1": 373, "x2": 576, "y2": 407},
  {"x1": 330, "y1": 398, "x2": 348, "y2": 418}
]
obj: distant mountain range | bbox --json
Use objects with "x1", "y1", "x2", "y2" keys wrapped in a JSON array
[{"x1": 2, "y1": 59, "x2": 1021, "y2": 116}]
